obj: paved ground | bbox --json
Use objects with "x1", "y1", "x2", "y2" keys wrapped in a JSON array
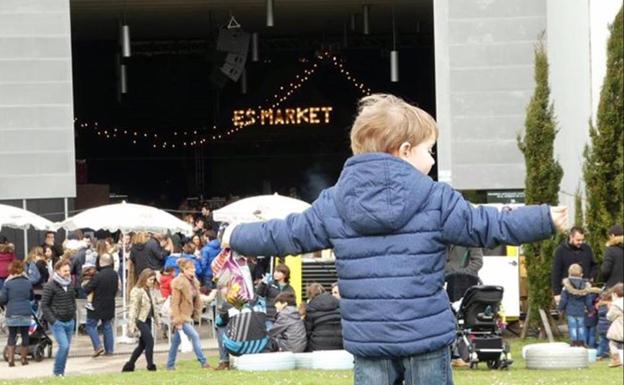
[{"x1": 0, "y1": 324, "x2": 218, "y2": 380}]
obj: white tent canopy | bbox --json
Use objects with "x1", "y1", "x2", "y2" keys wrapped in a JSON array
[
  {"x1": 213, "y1": 193, "x2": 311, "y2": 223},
  {"x1": 0, "y1": 203, "x2": 55, "y2": 231},
  {"x1": 54, "y1": 201, "x2": 193, "y2": 235}
]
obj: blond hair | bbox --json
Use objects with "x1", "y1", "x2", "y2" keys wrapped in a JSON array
[
  {"x1": 132, "y1": 232, "x2": 149, "y2": 245},
  {"x1": 27, "y1": 246, "x2": 44, "y2": 263},
  {"x1": 350, "y1": 94, "x2": 438, "y2": 155},
  {"x1": 568, "y1": 263, "x2": 583, "y2": 277}
]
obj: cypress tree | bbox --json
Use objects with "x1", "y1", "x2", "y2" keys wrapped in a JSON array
[
  {"x1": 584, "y1": 7, "x2": 624, "y2": 263},
  {"x1": 518, "y1": 37, "x2": 563, "y2": 328},
  {"x1": 575, "y1": 188, "x2": 584, "y2": 227}
]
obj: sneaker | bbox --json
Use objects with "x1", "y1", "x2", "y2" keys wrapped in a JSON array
[
  {"x1": 147, "y1": 364, "x2": 157, "y2": 371},
  {"x1": 451, "y1": 358, "x2": 470, "y2": 368},
  {"x1": 85, "y1": 303, "x2": 95, "y2": 311},
  {"x1": 201, "y1": 363, "x2": 211, "y2": 369},
  {"x1": 92, "y1": 347, "x2": 105, "y2": 358},
  {"x1": 214, "y1": 362, "x2": 230, "y2": 371}
]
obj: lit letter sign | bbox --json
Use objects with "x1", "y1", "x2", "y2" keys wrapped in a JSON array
[{"x1": 232, "y1": 106, "x2": 333, "y2": 128}]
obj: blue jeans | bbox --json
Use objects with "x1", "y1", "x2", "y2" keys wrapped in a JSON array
[
  {"x1": 567, "y1": 316, "x2": 586, "y2": 343},
  {"x1": 166, "y1": 322, "x2": 207, "y2": 369},
  {"x1": 585, "y1": 326, "x2": 597, "y2": 348},
  {"x1": 85, "y1": 318, "x2": 114, "y2": 354},
  {"x1": 51, "y1": 320, "x2": 75, "y2": 376},
  {"x1": 597, "y1": 333, "x2": 610, "y2": 357},
  {"x1": 217, "y1": 326, "x2": 229, "y2": 363},
  {"x1": 354, "y1": 346, "x2": 453, "y2": 385}
]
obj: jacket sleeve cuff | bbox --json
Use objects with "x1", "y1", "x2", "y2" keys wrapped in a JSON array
[{"x1": 221, "y1": 223, "x2": 239, "y2": 248}]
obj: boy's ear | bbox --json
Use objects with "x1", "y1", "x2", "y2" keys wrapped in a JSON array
[{"x1": 397, "y1": 142, "x2": 412, "y2": 158}]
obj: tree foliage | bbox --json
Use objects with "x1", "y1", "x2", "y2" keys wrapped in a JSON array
[
  {"x1": 518, "y1": 37, "x2": 563, "y2": 328},
  {"x1": 584, "y1": 7, "x2": 624, "y2": 264}
]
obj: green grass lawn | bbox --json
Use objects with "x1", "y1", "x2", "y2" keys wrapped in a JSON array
[{"x1": 1, "y1": 338, "x2": 621, "y2": 385}]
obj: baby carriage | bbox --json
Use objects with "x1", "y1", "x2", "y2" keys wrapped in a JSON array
[
  {"x1": 3, "y1": 309, "x2": 53, "y2": 363},
  {"x1": 453, "y1": 285, "x2": 512, "y2": 369}
]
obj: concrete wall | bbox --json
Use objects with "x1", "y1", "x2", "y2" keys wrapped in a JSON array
[
  {"x1": 0, "y1": 0, "x2": 75, "y2": 200},
  {"x1": 434, "y1": 0, "x2": 546, "y2": 190},
  {"x1": 547, "y1": 0, "x2": 621, "y2": 216}
]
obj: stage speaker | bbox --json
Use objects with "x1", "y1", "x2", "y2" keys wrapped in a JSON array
[
  {"x1": 220, "y1": 53, "x2": 246, "y2": 81},
  {"x1": 217, "y1": 28, "x2": 250, "y2": 56},
  {"x1": 215, "y1": 27, "x2": 250, "y2": 83}
]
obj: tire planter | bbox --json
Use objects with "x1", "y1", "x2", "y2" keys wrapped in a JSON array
[
  {"x1": 521, "y1": 342, "x2": 568, "y2": 359},
  {"x1": 294, "y1": 352, "x2": 314, "y2": 369},
  {"x1": 312, "y1": 350, "x2": 354, "y2": 370},
  {"x1": 232, "y1": 352, "x2": 296, "y2": 371},
  {"x1": 525, "y1": 344, "x2": 588, "y2": 370}
]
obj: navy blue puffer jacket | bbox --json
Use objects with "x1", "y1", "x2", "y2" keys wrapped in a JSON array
[{"x1": 231, "y1": 153, "x2": 554, "y2": 358}]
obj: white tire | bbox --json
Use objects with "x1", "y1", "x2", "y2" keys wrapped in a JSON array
[
  {"x1": 232, "y1": 352, "x2": 295, "y2": 371},
  {"x1": 294, "y1": 352, "x2": 314, "y2": 369},
  {"x1": 521, "y1": 342, "x2": 568, "y2": 359},
  {"x1": 525, "y1": 346, "x2": 588, "y2": 370},
  {"x1": 312, "y1": 350, "x2": 354, "y2": 370}
]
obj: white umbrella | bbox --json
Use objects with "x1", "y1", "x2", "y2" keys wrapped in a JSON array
[
  {"x1": 0, "y1": 203, "x2": 55, "y2": 231},
  {"x1": 54, "y1": 201, "x2": 193, "y2": 235},
  {"x1": 213, "y1": 193, "x2": 311, "y2": 223}
]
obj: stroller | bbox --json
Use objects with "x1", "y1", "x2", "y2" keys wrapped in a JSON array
[
  {"x1": 3, "y1": 309, "x2": 53, "y2": 363},
  {"x1": 454, "y1": 285, "x2": 512, "y2": 369}
]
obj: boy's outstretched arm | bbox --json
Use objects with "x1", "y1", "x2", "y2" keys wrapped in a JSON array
[
  {"x1": 439, "y1": 185, "x2": 565, "y2": 248},
  {"x1": 224, "y1": 195, "x2": 332, "y2": 257}
]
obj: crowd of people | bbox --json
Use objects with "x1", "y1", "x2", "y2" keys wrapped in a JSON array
[
  {"x1": 0, "y1": 218, "x2": 346, "y2": 376},
  {"x1": 0, "y1": 94, "x2": 622, "y2": 384}
]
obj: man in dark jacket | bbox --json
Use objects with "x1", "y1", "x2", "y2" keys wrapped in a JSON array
[
  {"x1": 552, "y1": 227, "x2": 598, "y2": 303},
  {"x1": 130, "y1": 235, "x2": 171, "y2": 279},
  {"x1": 602, "y1": 224, "x2": 623, "y2": 289},
  {"x1": 41, "y1": 260, "x2": 76, "y2": 377},
  {"x1": 42, "y1": 231, "x2": 64, "y2": 267},
  {"x1": 83, "y1": 254, "x2": 119, "y2": 357}
]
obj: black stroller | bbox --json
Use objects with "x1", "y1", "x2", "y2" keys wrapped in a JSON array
[
  {"x1": 3, "y1": 309, "x2": 53, "y2": 363},
  {"x1": 455, "y1": 285, "x2": 512, "y2": 369}
]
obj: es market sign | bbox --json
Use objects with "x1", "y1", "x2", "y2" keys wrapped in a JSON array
[{"x1": 232, "y1": 106, "x2": 333, "y2": 128}]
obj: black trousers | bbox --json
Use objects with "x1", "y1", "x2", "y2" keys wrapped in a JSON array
[
  {"x1": 128, "y1": 318, "x2": 154, "y2": 366},
  {"x1": 8, "y1": 326, "x2": 29, "y2": 347}
]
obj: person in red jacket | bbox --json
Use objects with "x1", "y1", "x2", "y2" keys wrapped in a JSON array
[
  {"x1": 0, "y1": 237, "x2": 17, "y2": 291},
  {"x1": 159, "y1": 266, "x2": 175, "y2": 299}
]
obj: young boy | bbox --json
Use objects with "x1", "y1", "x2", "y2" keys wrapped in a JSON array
[
  {"x1": 607, "y1": 283, "x2": 623, "y2": 367},
  {"x1": 558, "y1": 263, "x2": 600, "y2": 346},
  {"x1": 268, "y1": 292, "x2": 307, "y2": 353},
  {"x1": 223, "y1": 94, "x2": 567, "y2": 385}
]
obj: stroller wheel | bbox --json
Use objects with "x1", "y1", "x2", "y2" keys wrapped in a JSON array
[
  {"x1": 46, "y1": 344, "x2": 53, "y2": 358},
  {"x1": 34, "y1": 345, "x2": 44, "y2": 362},
  {"x1": 486, "y1": 360, "x2": 500, "y2": 369}
]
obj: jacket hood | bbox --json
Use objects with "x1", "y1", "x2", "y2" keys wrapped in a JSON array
[
  {"x1": 334, "y1": 153, "x2": 434, "y2": 235},
  {"x1": 280, "y1": 306, "x2": 302, "y2": 321},
  {"x1": 308, "y1": 293, "x2": 340, "y2": 312},
  {"x1": 562, "y1": 277, "x2": 601, "y2": 296},
  {"x1": 133, "y1": 242, "x2": 146, "y2": 252}
]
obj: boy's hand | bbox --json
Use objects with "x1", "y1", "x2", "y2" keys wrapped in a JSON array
[
  {"x1": 549, "y1": 206, "x2": 568, "y2": 233},
  {"x1": 554, "y1": 295, "x2": 561, "y2": 305}
]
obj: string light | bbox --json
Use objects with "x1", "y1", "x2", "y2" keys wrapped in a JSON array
[{"x1": 78, "y1": 51, "x2": 374, "y2": 149}]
